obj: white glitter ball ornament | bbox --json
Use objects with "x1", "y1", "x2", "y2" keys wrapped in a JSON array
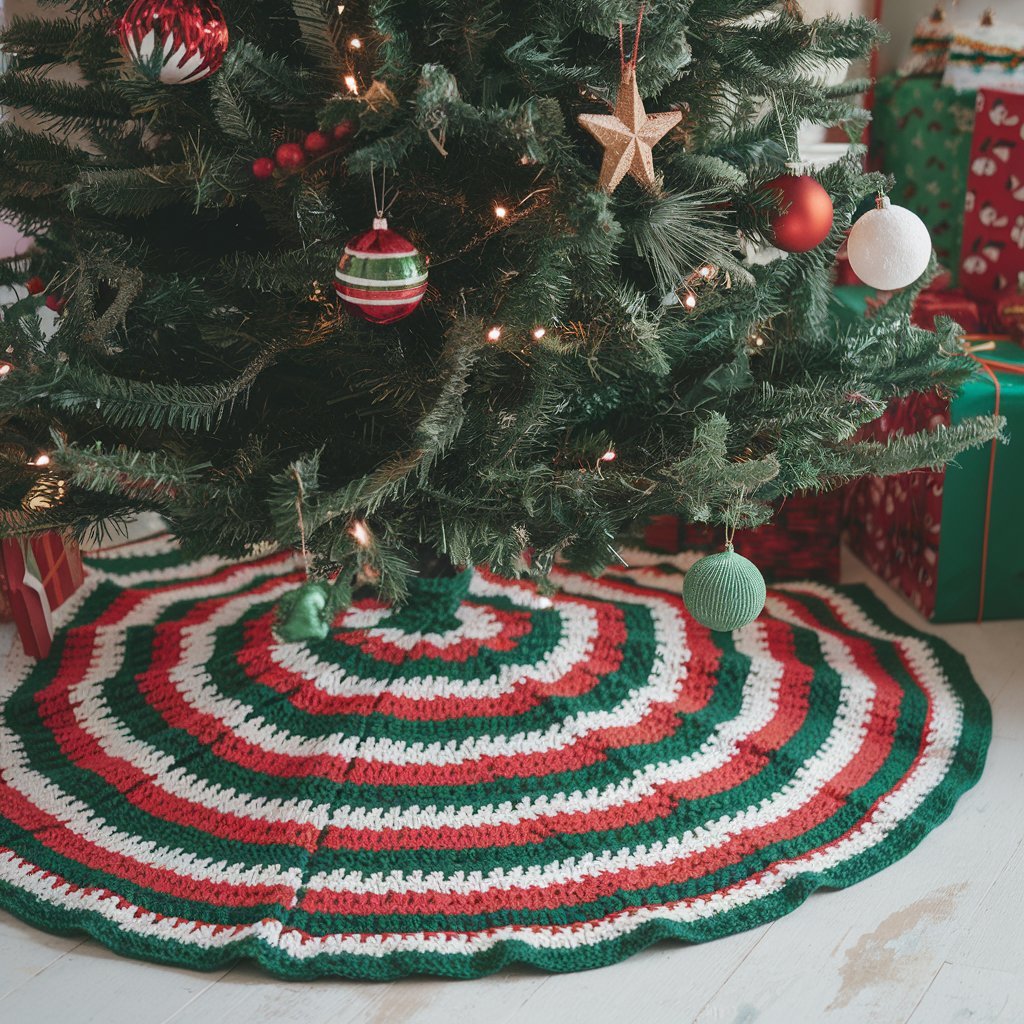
[{"x1": 847, "y1": 196, "x2": 933, "y2": 291}]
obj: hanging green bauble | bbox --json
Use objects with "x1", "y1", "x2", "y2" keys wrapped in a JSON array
[
  {"x1": 683, "y1": 544, "x2": 767, "y2": 632},
  {"x1": 275, "y1": 581, "x2": 331, "y2": 642}
]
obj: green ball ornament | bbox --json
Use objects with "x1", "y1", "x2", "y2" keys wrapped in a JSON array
[
  {"x1": 275, "y1": 581, "x2": 331, "y2": 642},
  {"x1": 683, "y1": 545, "x2": 767, "y2": 632}
]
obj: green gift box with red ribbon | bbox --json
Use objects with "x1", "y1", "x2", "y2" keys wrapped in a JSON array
[{"x1": 845, "y1": 340, "x2": 1024, "y2": 622}]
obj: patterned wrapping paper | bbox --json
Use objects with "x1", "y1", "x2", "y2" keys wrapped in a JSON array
[
  {"x1": 644, "y1": 491, "x2": 842, "y2": 584},
  {"x1": 0, "y1": 534, "x2": 85, "y2": 659},
  {"x1": 872, "y1": 76, "x2": 976, "y2": 277},
  {"x1": 845, "y1": 341, "x2": 1024, "y2": 623},
  {"x1": 960, "y1": 89, "x2": 1024, "y2": 300},
  {"x1": 845, "y1": 393, "x2": 950, "y2": 621}
]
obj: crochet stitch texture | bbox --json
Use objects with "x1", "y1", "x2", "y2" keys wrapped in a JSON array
[{"x1": 0, "y1": 536, "x2": 991, "y2": 979}]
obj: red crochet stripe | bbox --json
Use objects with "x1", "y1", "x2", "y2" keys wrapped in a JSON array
[
  {"x1": 87, "y1": 553, "x2": 296, "y2": 631},
  {"x1": 320, "y1": 623, "x2": 817, "y2": 852},
  {"x1": 329, "y1": 601, "x2": 532, "y2": 664},
  {"x1": 302, "y1": 633, "x2": 906, "y2": 916},
  {"x1": 235, "y1": 598, "x2": 628, "y2": 721},
  {"x1": 0, "y1": 781, "x2": 296, "y2": 909}
]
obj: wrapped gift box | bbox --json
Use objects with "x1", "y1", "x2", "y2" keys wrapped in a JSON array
[
  {"x1": 845, "y1": 341, "x2": 1024, "y2": 622},
  {"x1": 872, "y1": 75, "x2": 976, "y2": 275},
  {"x1": 645, "y1": 490, "x2": 842, "y2": 584},
  {"x1": 0, "y1": 533, "x2": 85, "y2": 659}
]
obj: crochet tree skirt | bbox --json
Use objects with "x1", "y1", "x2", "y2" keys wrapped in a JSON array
[{"x1": 0, "y1": 535, "x2": 990, "y2": 979}]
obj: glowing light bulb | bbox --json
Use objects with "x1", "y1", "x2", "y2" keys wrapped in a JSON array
[
  {"x1": 487, "y1": 326, "x2": 502, "y2": 342},
  {"x1": 683, "y1": 292, "x2": 698, "y2": 310},
  {"x1": 350, "y1": 520, "x2": 371, "y2": 547},
  {"x1": 532, "y1": 326, "x2": 546, "y2": 341},
  {"x1": 697, "y1": 264, "x2": 714, "y2": 278},
  {"x1": 752, "y1": 333, "x2": 765, "y2": 348},
  {"x1": 0, "y1": 362, "x2": 11, "y2": 377},
  {"x1": 494, "y1": 205, "x2": 508, "y2": 219},
  {"x1": 349, "y1": 37, "x2": 362, "y2": 49},
  {"x1": 344, "y1": 75, "x2": 359, "y2": 94},
  {"x1": 31, "y1": 454, "x2": 51, "y2": 467},
  {"x1": 600, "y1": 450, "x2": 617, "y2": 463}
]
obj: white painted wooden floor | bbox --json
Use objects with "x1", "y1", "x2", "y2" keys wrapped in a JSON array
[{"x1": 1, "y1": 548, "x2": 1022, "y2": 1024}]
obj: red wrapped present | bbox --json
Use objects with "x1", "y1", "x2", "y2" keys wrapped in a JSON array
[
  {"x1": 845, "y1": 341, "x2": 1024, "y2": 622},
  {"x1": 644, "y1": 490, "x2": 842, "y2": 584},
  {"x1": 0, "y1": 533, "x2": 85, "y2": 659},
  {"x1": 910, "y1": 275, "x2": 988, "y2": 332},
  {"x1": 960, "y1": 90, "x2": 1024, "y2": 301}
]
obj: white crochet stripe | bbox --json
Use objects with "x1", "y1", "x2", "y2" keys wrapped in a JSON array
[
  {"x1": 0, "y1": 720, "x2": 303, "y2": 891},
  {"x1": 124, "y1": 579, "x2": 691, "y2": 766},
  {"x1": 3, "y1": 602, "x2": 771, "y2": 835},
  {"x1": 0, "y1": 583, "x2": 961, "y2": 958},
  {"x1": 271, "y1": 604, "x2": 599, "y2": 699},
  {"x1": 338, "y1": 601, "x2": 507, "y2": 651},
  {"x1": 302, "y1": 614, "x2": 880, "y2": 896}
]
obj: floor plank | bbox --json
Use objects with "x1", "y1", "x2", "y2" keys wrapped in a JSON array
[
  {"x1": 0, "y1": 939, "x2": 228, "y2": 1024},
  {"x1": 907, "y1": 963, "x2": 1024, "y2": 1024}
]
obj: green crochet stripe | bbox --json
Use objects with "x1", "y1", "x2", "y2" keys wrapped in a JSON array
[{"x1": 0, "y1": 534, "x2": 991, "y2": 980}]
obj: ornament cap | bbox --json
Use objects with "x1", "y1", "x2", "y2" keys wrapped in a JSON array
[
  {"x1": 372, "y1": 217, "x2": 389, "y2": 231},
  {"x1": 876, "y1": 194, "x2": 892, "y2": 211}
]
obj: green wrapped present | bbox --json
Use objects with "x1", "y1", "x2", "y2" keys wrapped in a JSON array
[
  {"x1": 846, "y1": 341, "x2": 1024, "y2": 622},
  {"x1": 872, "y1": 76, "x2": 976, "y2": 280}
]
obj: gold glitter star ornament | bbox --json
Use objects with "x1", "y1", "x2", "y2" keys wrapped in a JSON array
[{"x1": 578, "y1": 66, "x2": 682, "y2": 194}]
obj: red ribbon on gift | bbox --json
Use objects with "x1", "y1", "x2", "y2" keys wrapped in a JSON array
[{"x1": 965, "y1": 346, "x2": 1024, "y2": 621}]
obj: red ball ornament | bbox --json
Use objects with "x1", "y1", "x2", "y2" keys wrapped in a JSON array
[
  {"x1": 45, "y1": 295, "x2": 66, "y2": 314},
  {"x1": 303, "y1": 130, "x2": 331, "y2": 155},
  {"x1": 332, "y1": 120, "x2": 355, "y2": 142},
  {"x1": 25, "y1": 276, "x2": 45, "y2": 295},
  {"x1": 251, "y1": 157, "x2": 275, "y2": 180},
  {"x1": 117, "y1": 0, "x2": 229, "y2": 86},
  {"x1": 764, "y1": 173, "x2": 834, "y2": 253},
  {"x1": 275, "y1": 143, "x2": 306, "y2": 170},
  {"x1": 335, "y1": 218, "x2": 429, "y2": 325}
]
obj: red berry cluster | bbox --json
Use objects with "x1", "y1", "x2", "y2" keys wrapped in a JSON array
[
  {"x1": 24, "y1": 276, "x2": 66, "y2": 313},
  {"x1": 252, "y1": 122, "x2": 355, "y2": 180}
]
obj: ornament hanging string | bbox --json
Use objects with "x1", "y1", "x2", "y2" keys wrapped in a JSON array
[
  {"x1": 292, "y1": 467, "x2": 311, "y2": 580},
  {"x1": 619, "y1": 4, "x2": 646, "y2": 74},
  {"x1": 723, "y1": 487, "x2": 746, "y2": 553},
  {"x1": 370, "y1": 164, "x2": 389, "y2": 221}
]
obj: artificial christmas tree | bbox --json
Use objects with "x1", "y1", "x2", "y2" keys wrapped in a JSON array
[
  {"x1": 0, "y1": 0, "x2": 1004, "y2": 979},
  {"x1": 0, "y1": 0, "x2": 1003, "y2": 611}
]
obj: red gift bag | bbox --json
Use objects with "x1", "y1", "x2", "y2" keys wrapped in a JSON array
[
  {"x1": 0, "y1": 534, "x2": 85, "y2": 659},
  {"x1": 960, "y1": 90, "x2": 1024, "y2": 300}
]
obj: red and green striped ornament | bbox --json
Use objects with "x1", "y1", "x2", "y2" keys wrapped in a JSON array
[{"x1": 335, "y1": 217, "x2": 428, "y2": 324}]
